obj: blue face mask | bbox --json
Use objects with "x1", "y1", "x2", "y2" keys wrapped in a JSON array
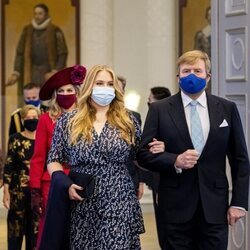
[
  {"x1": 179, "y1": 74, "x2": 206, "y2": 94},
  {"x1": 91, "y1": 87, "x2": 115, "y2": 106},
  {"x1": 25, "y1": 99, "x2": 41, "y2": 107}
]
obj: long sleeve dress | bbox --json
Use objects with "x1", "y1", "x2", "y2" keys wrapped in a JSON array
[
  {"x1": 3, "y1": 133, "x2": 39, "y2": 250},
  {"x1": 48, "y1": 110, "x2": 145, "y2": 250}
]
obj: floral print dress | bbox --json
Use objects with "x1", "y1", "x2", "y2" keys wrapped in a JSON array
[
  {"x1": 3, "y1": 133, "x2": 39, "y2": 250},
  {"x1": 48, "y1": 110, "x2": 145, "y2": 250}
]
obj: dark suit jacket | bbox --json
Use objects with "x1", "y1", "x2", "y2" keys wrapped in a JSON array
[
  {"x1": 137, "y1": 92, "x2": 250, "y2": 224},
  {"x1": 127, "y1": 110, "x2": 142, "y2": 190},
  {"x1": 9, "y1": 108, "x2": 23, "y2": 136}
]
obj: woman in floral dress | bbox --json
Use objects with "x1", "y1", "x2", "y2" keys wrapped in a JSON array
[
  {"x1": 3, "y1": 105, "x2": 40, "y2": 250},
  {"x1": 47, "y1": 64, "x2": 165, "y2": 250}
]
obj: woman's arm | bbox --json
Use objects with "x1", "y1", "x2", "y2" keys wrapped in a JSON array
[{"x1": 47, "y1": 162, "x2": 64, "y2": 176}]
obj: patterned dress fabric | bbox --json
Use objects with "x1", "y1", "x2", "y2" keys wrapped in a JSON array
[
  {"x1": 48, "y1": 110, "x2": 145, "y2": 250},
  {"x1": 3, "y1": 133, "x2": 39, "y2": 250}
]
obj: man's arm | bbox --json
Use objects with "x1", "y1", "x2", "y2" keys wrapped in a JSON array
[
  {"x1": 55, "y1": 28, "x2": 68, "y2": 70},
  {"x1": 6, "y1": 27, "x2": 27, "y2": 86},
  {"x1": 228, "y1": 103, "x2": 250, "y2": 210},
  {"x1": 137, "y1": 104, "x2": 177, "y2": 172}
]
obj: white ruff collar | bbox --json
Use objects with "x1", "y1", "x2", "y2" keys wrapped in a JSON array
[{"x1": 32, "y1": 18, "x2": 51, "y2": 30}]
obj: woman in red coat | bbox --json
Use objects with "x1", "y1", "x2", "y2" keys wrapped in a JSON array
[{"x1": 29, "y1": 65, "x2": 86, "y2": 248}]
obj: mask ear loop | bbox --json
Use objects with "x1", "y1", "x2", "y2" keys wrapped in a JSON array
[
  {"x1": 206, "y1": 72, "x2": 211, "y2": 82},
  {"x1": 176, "y1": 74, "x2": 180, "y2": 82}
]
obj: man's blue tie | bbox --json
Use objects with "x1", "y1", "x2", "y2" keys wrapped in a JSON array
[{"x1": 190, "y1": 100, "x2": 205, "y2": 154}]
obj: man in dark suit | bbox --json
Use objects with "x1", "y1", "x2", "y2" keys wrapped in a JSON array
[
  {"x1": 9, "y1": 82, "x2": 48, "y2": 136},
  {"x1": 137, "y1": 50, "x2": 250, "y2": 250}
]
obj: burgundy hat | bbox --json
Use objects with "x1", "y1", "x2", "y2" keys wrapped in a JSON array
[{"x1": 39, "y1": 65, "x2": 87, "y2": 100}]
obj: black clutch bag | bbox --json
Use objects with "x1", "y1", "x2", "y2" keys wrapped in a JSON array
[{"x1": 69, "y1": 171, "x2": 95, "y2": 199}]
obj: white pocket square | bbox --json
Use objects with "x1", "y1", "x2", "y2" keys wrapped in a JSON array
[{"x1": 219, "y1": 119, "x2": 228, "y2": 127}]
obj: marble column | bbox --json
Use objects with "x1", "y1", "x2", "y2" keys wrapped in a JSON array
[
  {"x1": 146, "y1": 0, "x2": 178, "y2": 94},
  {"x1": 80, "y1": 0, "x2": 113, "y2": 68}
]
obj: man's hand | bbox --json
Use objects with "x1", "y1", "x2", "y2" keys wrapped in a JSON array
[
  {"x1": 175, "y1": 149, "x2": 199, "y2": 170},
  {"x1": 227, "y1": 207, "x2": 246, "y2": 226},
  {"x1": 6, "y1": 73, "x2": 19, "y2": 86}
]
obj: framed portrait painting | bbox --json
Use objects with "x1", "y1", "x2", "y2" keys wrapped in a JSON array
[
  {"x1": 1, "y1": 0, "x2": 80, "y2": 151},
  {"x1": 179, "y1": 0, "x2": 211, "y2": 93},
  {"x1": 179, "y1": 0, "x2": 211, "y2": 57}
]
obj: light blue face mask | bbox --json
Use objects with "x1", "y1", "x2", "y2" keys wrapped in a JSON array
[{"x1": 91, "y1": 87, "x2": 115, "y2": 106}]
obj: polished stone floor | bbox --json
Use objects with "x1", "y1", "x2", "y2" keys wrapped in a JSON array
[{"x1": 0, "y1": 209, "x2": 160, "y2": 250}]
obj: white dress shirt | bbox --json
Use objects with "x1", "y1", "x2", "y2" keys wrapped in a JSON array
[
  {"x1": 175, "y1": 91, "x2": 209, "y2": 174},
  {"x1": 181, "y1": 91, "x2": 210, "y2": 142}
]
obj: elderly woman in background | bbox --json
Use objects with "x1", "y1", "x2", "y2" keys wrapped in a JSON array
[{"x1": 3, "y1": 104, "x2": 40, "y2": 250}]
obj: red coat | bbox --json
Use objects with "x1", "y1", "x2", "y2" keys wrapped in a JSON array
[
  {"x1": 29, "y1": 112, "x2": 69, "y2": 189},
  {"x1": 29, "y1": 112, "x2": 69, "y2": 249}
]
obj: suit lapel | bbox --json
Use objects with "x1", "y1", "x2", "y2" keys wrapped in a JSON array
[
  {"x1": 168, "y1": 92, "x2": 193, "y2": 148},
  {"x1": 168, "y1": 93, "x2": 225, "y2": 154},
  {"x1": 200, "y1": 94, "x2": 224, "y2": 156}
]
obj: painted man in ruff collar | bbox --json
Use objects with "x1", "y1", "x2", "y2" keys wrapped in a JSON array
[{"x1": 6, "y1": 3, "x2": 68, "y2": 105}]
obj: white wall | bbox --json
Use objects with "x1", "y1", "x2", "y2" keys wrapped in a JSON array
[
  {"x1": 81, "y1": 0, "x2": 179, "y2": 124},
  {"x1": 80, "y1": 0, "x2": 179, "y2": 204}
]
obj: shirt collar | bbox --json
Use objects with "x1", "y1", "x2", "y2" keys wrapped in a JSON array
[{"x1": 181, "y1": 91, "x2": 207, "y2": 108}]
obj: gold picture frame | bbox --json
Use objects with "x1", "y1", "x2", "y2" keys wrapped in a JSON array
[
  {"x1": 179, "y1": 0, "x2": 211, "y2": 56},
  {"x1": 1, "y1": 0, "x2": 80, "y2": 151}
]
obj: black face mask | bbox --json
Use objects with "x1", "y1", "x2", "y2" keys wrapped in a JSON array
[{"x1": 23, "y1": 119, "x2": 38, "y2": 132}]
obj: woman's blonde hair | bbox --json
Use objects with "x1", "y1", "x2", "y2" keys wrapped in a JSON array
[
  {"x1": 70, "y1": 64, "x2": 135, "y2": 145},
  {"x1": 20, "y1": 104, "x2": 41, "y2": 119},
  {"x1": 48, "y1": 85, "x2": 81, "y2": 120}
]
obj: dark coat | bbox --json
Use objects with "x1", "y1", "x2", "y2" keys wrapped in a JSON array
[
  {"x1": 127, "y1": 110, "x2": 142, "y2": 190},
  {"x1": 137, "y1": 92, "x2": 250, "y2": 224}
]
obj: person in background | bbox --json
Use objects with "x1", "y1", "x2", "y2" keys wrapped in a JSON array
[
  {"x1": 6, "y1": 3, "x2": 68, "y2": 105},
  {"x1": 3, "y1": 105, "x2": 41, "y2": 250},
  {"x1": 117, "y1": 75, "x2": 144, "y2": 199},
  {"x1": 194, "y1": 6, "x2": 211, "y2": 93},
  {"x1": 148, "y1": 86, "x2": 171, "y2": 107},
  {"x1": 46, "y1": 64, "x2": 164, "y2": 249},
  {"x1": 194, "y1": 6, "x2": 211, "y2": 58},
  {"x1": 146, "y1": 86, "x2": 171, "y2": 249},
  {"x1": 9, "y1": 82, "x2": 47, "y2": 136},
  {"x1": 29, "y1": 65, "x2": 86, "y2": 249},
  {"x1": 137, "y1": 50, "x2": 250, "y2": 250}
]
